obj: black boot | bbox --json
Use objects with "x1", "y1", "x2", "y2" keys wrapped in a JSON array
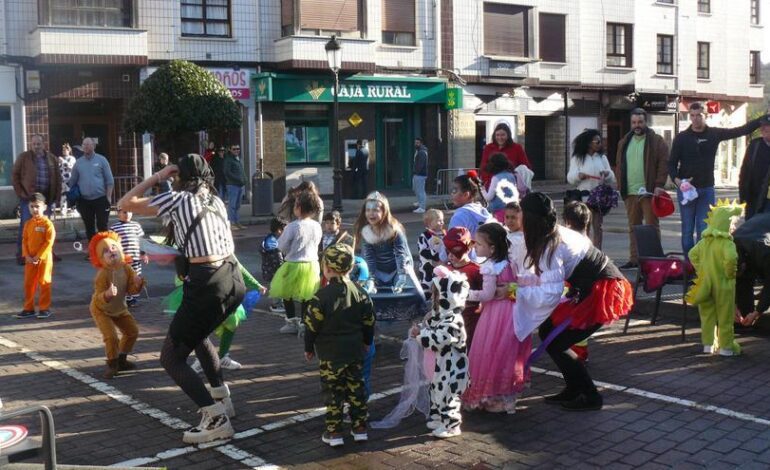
[
  {"x1": 544, "y1": 387, "x2": 579, "y2": 404},
  {"x1": 117, "y1": 353, "x2": 136, "y2": 372},
  {"x1": 561, "y1": 392, "x2": 603, "y2": 411}
]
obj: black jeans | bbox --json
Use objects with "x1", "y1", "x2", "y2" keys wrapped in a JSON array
[
  {"x1": 78, "y1": 196, "x2": 110, "y2": 242},
  {"x1": 539, "y1": 318, "x2": 602, "y2": 395}
]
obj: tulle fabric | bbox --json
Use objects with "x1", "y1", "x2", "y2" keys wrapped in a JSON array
[
  {"x1": 268, "y1": 261, "x2": 320, "y2": 301},
  {"x1": 551, "y1": 278, "x2": 634, "y2": 330}
]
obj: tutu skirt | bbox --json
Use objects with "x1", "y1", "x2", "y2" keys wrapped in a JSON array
[
  {"x1": 370, "y1": 268, "x2": 428, "y2": 321},
  {"x1": 269, "y1": 261, "x2": 320, "y2": 301},
  {"x1": 551, "y1": 278, "x2": 634, "y2": 330}
]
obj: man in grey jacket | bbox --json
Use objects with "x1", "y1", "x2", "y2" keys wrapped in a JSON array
[
  {"x1": 224, "y1": 144, "x2": 246, "y2": 229},
  {"x1": 413, "y1": 137, "x2": 428, "y2": 214}
]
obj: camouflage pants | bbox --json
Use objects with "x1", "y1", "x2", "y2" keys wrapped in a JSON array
[{"x1": 319, "y1": 360, "x2": 367, "y2": 433}]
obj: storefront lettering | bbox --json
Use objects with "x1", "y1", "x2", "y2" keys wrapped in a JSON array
[
  {"x1": 333, "y1": 84, "x2": 412, "y2": 99},
  {"x1": 209, "y1": 68, "x2": 251, "y2": 100}
]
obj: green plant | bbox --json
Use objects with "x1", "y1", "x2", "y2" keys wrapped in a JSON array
[{"x1": 124, "y1": 60, "x2": 241, "y2": 135}]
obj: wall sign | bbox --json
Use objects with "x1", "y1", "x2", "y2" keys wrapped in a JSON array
[{"x1": 209, "y1": 68, "x2": 251, "y2": 100}]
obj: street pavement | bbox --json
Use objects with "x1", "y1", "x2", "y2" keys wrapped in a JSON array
[{"x1": 4, "y1": 187, "x2": 770, "y2": 469}]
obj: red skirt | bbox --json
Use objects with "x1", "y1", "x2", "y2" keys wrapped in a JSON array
[{"x1": 551, "y1": 278, "x2": 634, "y2": 330}]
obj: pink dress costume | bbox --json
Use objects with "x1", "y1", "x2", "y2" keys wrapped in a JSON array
[{"x1": 462, "y1": 259, "x2": 531, "y2": 412}]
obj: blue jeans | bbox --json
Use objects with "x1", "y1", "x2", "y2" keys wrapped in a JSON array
[
  {"x1": 16, "y1": 199, "x2": 52, "y2": 257},
  {"x1": 413, "y1": 175, "x2": 427, "y2": 209},
  {"x1": 217, "y1": 183, "x2": 227, "y2": 200},
  {"x1": 226, "y1": 184, "x2": 244, "y2": 223},
  {"x1": 678, "y1": 186, "x2": 715, "y2": 256}
]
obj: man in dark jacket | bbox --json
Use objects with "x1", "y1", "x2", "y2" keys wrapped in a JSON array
[
  {"x1": 670, "y1": 102, "x2": 764, "y2": 255},
  {"x1": 614, "y1": 108, "x2": 670, "y2": 268},
  {"x1": 210, "y1": 146, "x2": 227, "y2": 199},
  {"x1": 734, "y1": 212, "x2": 770, "y2": 327},
  {"x1": 223, "y1": 144, "x2": 246, "y2": 229},
  {"x1": 413, "y1": 137, "x2": 428, "y2": 214},
  {"x1": 351, "y1": 140, "x2": 369, "y2": 199},
  {"x1": 738, "y1": 116, "x2": 770, "y2": 220}
]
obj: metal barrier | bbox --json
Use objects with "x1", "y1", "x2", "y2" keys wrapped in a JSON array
[
  {"x1": 112, "y1": 176, "x2": 142, "y2": 207},
  {"x1": 434, "y1": 168, "x2": 478, "y2": 209},
  {"x1": 0, "y1": 404, "x2": 57, "y2": 469}
]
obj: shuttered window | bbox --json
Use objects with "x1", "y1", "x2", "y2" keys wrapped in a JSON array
[
  {"x1": 281, "y1": 0, "x2": 293, "y2": 28},
  {"x1": 484, "y1": 3, "x2": 530, "y2": 57},
  {"x1": 539, "y1": 13, "x2": 565, "y2": 62},
  {"x1": 301, "y1": 0, "x2": 359, "y2": 32},
  {"x1": 382, "y1": 0, "x2": 415, "y2": 45}
]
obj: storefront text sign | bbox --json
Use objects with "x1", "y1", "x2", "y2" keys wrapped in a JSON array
[{"x1": 209, "y1": 68, "x2": 250, "y2": 100}]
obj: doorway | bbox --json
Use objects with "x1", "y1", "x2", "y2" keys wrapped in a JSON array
[
  {"x1": 49, "y1": 99, "x2": 119, "y2": 164},
  {"x1": 376, "y1": 106, "x2": 413, "y2": 190},
  {"x1": 524, "y1": 116, "x2": 547, "y2": 180}
]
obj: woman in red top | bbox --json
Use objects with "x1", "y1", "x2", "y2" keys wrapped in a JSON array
[{"x1": 479, "y1": 123, "x2": 531, "y2": 188}]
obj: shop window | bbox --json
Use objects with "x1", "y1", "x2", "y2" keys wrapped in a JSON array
[
  {"x1": 181, "y1": 0, "x2": 231, "y2": 37},
  {"x1": 382, "y1": 0, "x2": 415, "y2": 46},
  {"x1": 657, "y1": 34, "x2": 674, "y2": 75},
  {"x1": 38, "y1": 0, "x2": 133, "y2": 27},
  {"x1": 750, "y1": 51, "x2": 761, "y2": 84},
  {"x1": 0, "y1": 107, "x2": 13, "y2": 187},
  {"x1": 539, "y1": 13, "x2": 565, "y2": 62},
  {"x1": 483, "y1": 3, "x2": 531, "y2": 58},
  {"x1": 606, "y1": 23, "x2": 632, "y2": 67},
  {"x1": 281, "y1": 0, "x2": 363, "y2": 38},
  {"x1": 285, "y1": 125, "x2": 330, "y2": 164},
  {"x1": 697, "y1": 42, "x2": 709, "y2": 79}
]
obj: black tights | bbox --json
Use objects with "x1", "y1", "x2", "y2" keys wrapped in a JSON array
[
  {"x1": 539, "y1": 318, "x2": 602, "y2": 396},
  {"x1": 160, "y1": 335, "x2": 223, "y2": 408},
  {"x1": 284, "y1": 299, "x2": 309, "y2": 320}
]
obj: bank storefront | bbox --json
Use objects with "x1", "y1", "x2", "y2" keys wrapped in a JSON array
[{"x1": 253, "y1": 73, "x2": 451, "y2": 199}]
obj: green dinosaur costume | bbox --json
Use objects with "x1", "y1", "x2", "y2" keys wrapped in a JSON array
[{"x1": 685, "y1": 199, "x2": 745, "y2": 354}]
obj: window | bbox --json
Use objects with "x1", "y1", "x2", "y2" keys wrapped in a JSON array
[
  {"x1": 285, "y1": 106, "x2": 330, "y2": 164},
  {"x1": 0, "y1": 107, "x2": 12, "y2": 187},
  {"x1": 181, "y1": 0, "x2": 231, "y2": 37},
  {"x1": 698, "y1": 0, "x2": 710, "y2": 13},
  {"x1": 382, "y1": 0, "x2": 415, "y2": 46},
  {"x1": 606, "y1": 23, "x2": 632, "y2": 67},
  {"x1": 751, "y1": 0, "x2": 760, "y2": 25},
  {"x1": 697, "y1": 42, "x2": 710, "y2": 79},
  {"x1": 484, "y1": 3, "x2": 531, "y2": 57},
  {"x1": 281, "y1": 0, "x2": 363, "y2": 38},
  {"x1": 38, "y1": 0, "x2": 133, "y2": 27},
  {"x1": 656, "y1": 0, "x2": 674, "y2": 3},
  {"x1": 750, "y1": 51, "x2": 761, "y2": 84},
  {"x1": 539, "y1": 13, "x2": 565, "y2": 62},
  {"x1": 657, "y1": 34, "x2": 674, "y2": 75}
]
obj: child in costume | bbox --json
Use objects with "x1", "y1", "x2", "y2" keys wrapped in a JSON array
[
  {"x1": 562, "y1": 201, "x2": 593, "y2": 363},
  {"x1": 262, "y1": 217, "x2": 287, "y2": 313},
  {"x1": 443, "y1": 172, "x2": 494, "y2": 262},
  {"x1": 442, "y1": 227, "x2": 483, "y2": 348},
  {"x1": 411, "y1": 265, "x2": 470, "y2": 438},
  {"x1": 269, "y1": 192, "x2": 323, "y2": 334},
  {"x1": 18, "y1": 193, "x2": 56, "y2": 319},
  {"x1": 417, "y1": 209, "x2": 445, "y2": 298},
  {"x1": 88, "y1": 231, "x2": 145, "y2": 379},
  {"x1": 686, "y1": 199, "x2": 745, "y2": 356},
  {"x1": 319, "y1": 210, "x2": 354, "y2": 256},
  {"x1": 463, "y1": 223, "x2": 530, "y2": 413},
  {"x1": 111, "y1": 207, "x2": 148, "y2": 307},
  {"x1": 304, "y1": 243, "x2": 375, "y2": 447},
  {"x1": 482, "y1": 153, "x2": 519, "y2": 223}
]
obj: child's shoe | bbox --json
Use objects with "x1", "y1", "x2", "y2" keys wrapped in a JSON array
[
  {"x1": 703, "y1": 345, "x2": 715, "y2": 354},
  {"x1": 182, "y1": 402, "x2": 233, "y2": 444},
  {"x1": 103, "y1": 359, "x2": 119, "y2": 379},
  {"x1": 432, "y1": 426, "x2": 461, "y2": 438},
  {"x1": 351, "y1": 426, "x2": 368, "y2": 442},
  {"x1": 126, "y1": 297, "x2": 138, "y2": 308},
  {"x1": 426, "y1": 419, "x2": 442, "y2": 430},
  {"x1": 16, "y1": 310, "x2": 36, "y2": 319},
  {"x1": 321, "y1": 431, "x2": 344, "y2": 447},
  {"x1": 219, "y1": 354, "x2": 242, "y2": 370},
  {"x1": 36, "y1": 310, "x2": 52, "y2": 319},
  {"x1": 279, "y1": 318, "x2": 298, "y2": 334},
  {"x1": 210, "y1": 383, "x2": 235, "y2": 418},
  {"x1": 269, "y1": 303, "x2": 286, "y2": 313},
  {"x1": 117, "y1": 353, "x2": 137, "y2": 372}
]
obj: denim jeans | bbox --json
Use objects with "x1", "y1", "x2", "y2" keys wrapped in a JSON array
[
  {"x1": 412, "y1": 175, "x2": 427, "y2": 209},
  {"x1": 678, "y1": 185, "x2": 716, "y2": 256},
  {"x1": 16, "y1": 199, "x2": 53, "y2": 257},
  {"x1": 226, "y1": 184, "x2": 244, "y2": 223}
]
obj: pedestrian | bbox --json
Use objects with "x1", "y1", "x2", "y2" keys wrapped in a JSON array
[
  {"x1": 117, "y1": 153, "x2": 244, "y2": 444},
  {"x1": 68, "y1": 137, "x2": 114, "y2": 246},
  {"x1": 304, "y1": 243, "x2": 376, "y2": 447},
  {"x1": 110, "y1": 207, "x2": 148, "y2": 307},
  {"x1": 615, "y1": 108, "x2": 669, "y2": 269},
  {"x1": 482, "y1": 152, "x2": 519, "y2": 222},
  {"x1": 211, "y1": 146, "x2": 227, "y2": 199},
  {"x1": 12, "y1": 134, "x2": 62, "y2": 265},
  {"x1": 670, "y1": 102, "x2": 765, "y2": 255},
  {"x1": 203, "y1": 140, "x2": 216, "y2": 163},
  {"x1": 516, "y1": 193, "x2": 633, "y2": 411},
  {"x1": 268, "y1": 191, "x2": 323, "y2": 334},
  {"x1": 413, "y1": 137, "x2": 429, "y2": 213},
  {"x1": 734, "y1": 212, "x2": 770, "y2": 327},
  {"x1": 59, "y1": 143, "x2": 77, "y2": 216},
  {"x1": 262, "y1": 217, "x2": 288, "y2": 314},
  {"x1": 17, "y1": 193, "x2": 56, "y2": 319},
  {"x1": 153, "y1": 153, "x2": 173, "y2": 194},
  {"x1": 738, "y1": 115, "x2": 770, "y2": 220},
  {"x1": 223, "y1": 144, "x2": 246, "y2": 230},
  {"x1": 567, "y1": 129, "x2": 616, "y2": 248},
  {"x1": 479, "y1": 122, "x2": 531, "y2": 189},
  {"x1": 351, "y1": 139, "x2": 369, "y2": 199}
]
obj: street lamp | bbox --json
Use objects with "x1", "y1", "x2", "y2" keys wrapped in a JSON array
[{"x1": 326, "y1": 35, "x2": 343, "y2": 211}]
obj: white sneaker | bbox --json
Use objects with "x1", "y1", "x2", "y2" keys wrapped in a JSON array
[
  {"x1": 412, "y1": 202, "x2": 420, "y2": 207},
  {"x1": 219, "y1": 355, "x2": 242, "y2": 370},
  {"x1": 210, "y1": 384, "x2": 235, "y2": 418},
  {"x1": 182, "y1": 402, "x2": 234, "y2": 444},
  {"x1": 190, "y1": 358, "x2": 203, "y2": 373},
  {"x1": 351, "y1": 428, "x2": 368, "y2": 442},
  {"x1": 703, "y1": 345, "x2": 715, "y2": 354},
  {"x1": 269, "y1": 303, "x2": 286, "y2": 313},
  {"x1": 413, "y1": 208, "x2": 426, "y2": 214},
  {"x1": 297, "y1": 323, "x2": 306, "y2": 339},
  {"x1": 279, "y1": 319, "x2": 298, "y2": 334},
  {"x1": 426, "y1": 420, "x2": 442, "y2": 430},
  {"x1": 432, "y1": 426, "x2": 461, "y2": 438},
  {"x1": 321, "y1": 432, "x2": 344, "y2": 447},
  {"x1": 719, "y1": 348, "x2": 737, "y2": 357}
]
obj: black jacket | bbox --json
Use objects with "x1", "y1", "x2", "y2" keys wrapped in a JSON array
[
  {"x1": 738, "y1": 138, "x2": 770, "y2": 220},
  {"x1": 210, "y1": 156, "x2": 226, "y2": 189}
]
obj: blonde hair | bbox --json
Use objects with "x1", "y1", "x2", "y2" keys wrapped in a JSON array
[{"x1": 423, "y1": 208, "x2": 443, "y2": 226}]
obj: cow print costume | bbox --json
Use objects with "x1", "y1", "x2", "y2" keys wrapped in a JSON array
[
  {"x1": 417, "y1": 229, "x2": 443, "y2": 298},
  {"x1": 418, "y1": 266, "x2": 470, "y2": 436}
]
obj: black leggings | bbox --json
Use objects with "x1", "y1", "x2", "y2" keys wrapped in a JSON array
[
  {"x1": 284, "y1": 299, "x2": 309, "y2": 320},
  {"x1": 539, "y1": 318, "x2": 602, "y2": 395},
  {"x1": 160, "y1": 257, "x2": 245, "y2": 408}
]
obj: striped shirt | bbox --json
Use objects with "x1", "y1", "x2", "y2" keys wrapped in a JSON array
[
  {"x1": 150, "y1": 190, "x2": 233, "y2": 258},
  {"x1": 110, "y1": 220, "x2": 145, "y2": 261}
]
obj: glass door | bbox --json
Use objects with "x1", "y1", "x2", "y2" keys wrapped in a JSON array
[{"x1": 382, "y1": 118, "x2": 406, "y2": 188}]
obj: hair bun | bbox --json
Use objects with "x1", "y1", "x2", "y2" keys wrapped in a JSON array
[{"x1": 467, "y1": 170, "x2": 479, "y2": 179}]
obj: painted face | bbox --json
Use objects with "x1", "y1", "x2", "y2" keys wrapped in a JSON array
[
  {"x1": 29, "y1": 201, "x2": 45, "y2": 217},
  {"x1": 101, "y1": 241, "x2": 121, "y2": 266},
  {"x1": 494, "y1": 129, "x2": 509, "y2": 147},
  {"x1": 631, "y1": 114, "x2": 647, "y2": 135},
  {"x1": 428, "y1": 214, "x2": 444, "y2": 233},
  {"x1": 504, "y1": 209, "x2": 522, "y2": 232},
  {"x1": 323, "y1": 219, "x2": 340, "y2": 234},
  {"x1": 690, "y1": 110, "x2": 706, "y2": 131},
  {"x1": 473, "y1": 232, "x2": 493, "y2": 258},
  {"x1": 365, "y1": 201, "x2": 384, "y2": 225},
  {"x1": 451, "y1": 182, "x2": 471, "y2": 207}
]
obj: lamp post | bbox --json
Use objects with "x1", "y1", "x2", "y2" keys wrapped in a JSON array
[{"x1": 326, "y1": 35, "x2": 343, "y2": 211}]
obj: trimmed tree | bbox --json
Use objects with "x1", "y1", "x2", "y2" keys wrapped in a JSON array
[{"x1": 124, "y1": 60, "x2": 242, "y2": 158}]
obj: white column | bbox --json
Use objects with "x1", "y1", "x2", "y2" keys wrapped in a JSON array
[{"x1": 142, "y1": 133, "x2": 153, "y2": 181}]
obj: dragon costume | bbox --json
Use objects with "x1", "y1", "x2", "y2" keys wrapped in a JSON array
[{"x1": 686, "y1": 199, "x2": 745, "y2": 355}]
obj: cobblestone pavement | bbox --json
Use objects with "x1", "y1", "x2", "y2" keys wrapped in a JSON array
[{"x1": 4, "y1": 187, "x2": 770, "y2": 468}]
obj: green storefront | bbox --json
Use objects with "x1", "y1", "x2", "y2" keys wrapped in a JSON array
[{"x1": 254, "y1": 73, "x2": 456, "y2": 193}]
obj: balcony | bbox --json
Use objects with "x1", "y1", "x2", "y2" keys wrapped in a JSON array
[
  {"x1": 31, "y1": 26, "x2": 148, "y2": 65},
  {"x1": 272, "y1": 35, "x2": 375, "y2": 72}
]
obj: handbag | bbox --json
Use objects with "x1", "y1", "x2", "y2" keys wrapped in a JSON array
[
  {"x1": 65, "y1": 184, "x2": 81, "y2": 207},
  {"x1": 564, "y1": 189, "x2": 588, "y2": 205}
]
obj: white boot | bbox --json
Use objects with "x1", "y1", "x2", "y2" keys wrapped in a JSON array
[
  {"x1": 210, "y1": 383, "x2": 235, "y2": 418},
  {"x1": 279, "y1": 318, "x2": 298, "y2": 334},
  {"x1": 182, "y1": 402, "x2": 234, "y2": 444}
]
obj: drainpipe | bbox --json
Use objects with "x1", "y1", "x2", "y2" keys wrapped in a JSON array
[
  {"x1": 257, "y1": 65, "x2": 264, "y2": 175},
  {"x1": 564, "y1": 89, "x2": 570, "y2": 181}
]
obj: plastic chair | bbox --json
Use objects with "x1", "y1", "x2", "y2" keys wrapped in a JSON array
[{"x1": 623, "y1": 224, "x2": 691, "y2": 340}]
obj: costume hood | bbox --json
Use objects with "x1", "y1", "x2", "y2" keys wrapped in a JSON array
[
  {"x1": 701, "y1": 199, "x2": 745, "y2": 240},
  {"x1": 432, "y1": 265, "x2": 469, "y2": 314}
]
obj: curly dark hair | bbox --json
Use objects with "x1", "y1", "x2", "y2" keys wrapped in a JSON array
[
  {"x1": 486, "y1": 152, "x2": 512, "y2": 175},
  {"x1": 572, "y1": 129, "x2": 602, "y2": 164},
  {"x1": 270, "y1": 217, "x2": 288, "y2": 234}
]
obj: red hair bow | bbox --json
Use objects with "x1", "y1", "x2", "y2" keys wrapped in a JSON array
[{"x1": 467, "y1": 169, "x2": 478, "y2": 179}]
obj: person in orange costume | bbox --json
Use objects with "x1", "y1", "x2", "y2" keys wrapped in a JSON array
[
  {"x1": 89, "y1": 231, "x2": 145, "y2": 379},
  {"x1": 17, "y1": 193, "x2": 56, "y2": 319}
]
